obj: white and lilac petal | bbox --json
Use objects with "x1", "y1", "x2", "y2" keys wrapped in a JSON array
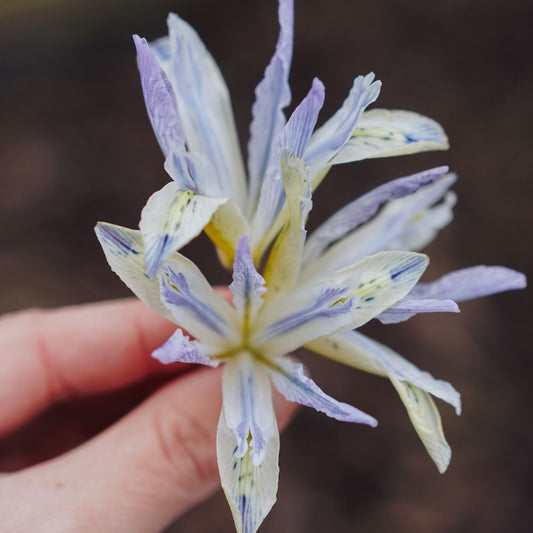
[
  {"x1": 222, "y1": 354, "x2": 276, "y2": 466},
  {"x1": 133, "y1": 35, "x2": 183, "y2": 157},
  {"x1": 263, "y1": 152, "x2": 311, "y2": 299},
  {"x1": 139, "y1": 181, "x2": 227, "y2": 278},
  {"x1": 152, "y1": 328, "x2": 217, "y2": 366},
  {"x1": 305, "y1": 73, "x2": 381, "y2": 173},
  {"x1": 167, "y1": 14, "x2": 247, "y2": 207},
  {"x1": 270, "y1": 357, "x2": 377, "y2": 426},
  {"x1": 303, "y1": 166, "x2": 449, "y2": 263},
  {"x1": 217, "y1": 410, "x2": 279, "y2": 533},
  {"x1": 230, "y1": 236, "x2": 266, "y2": 323},
  {"x1": 302, "y1": 174, "x2": 455, "y2": 280},
  {"x1": 158, "y1": 259, "x2": 238, "y2": 349},
  {"x1": 390, "y1": 377, "x2": 452, "y2": 473},
  {"x1": 377, "y1": 298, "x2": 460, "y2": 324},
  {"x1": 253, "y1": 284, "x2": 355, "y2": 358},
  {"x1": 330, "y1": 109, "x2": 449, "y2": 165},
  {"x1": 409, "y1": 265, "x2": 527, "y2": 302},
  {"x1": 250, "y1": 80, "x2": 324, "y2": 256},
  {"x1": 247, "y1": 0, "x2": 294, "y2": 211},
  {"x1": 94, "y1": 222, "x2": 172, "y2": 320}
]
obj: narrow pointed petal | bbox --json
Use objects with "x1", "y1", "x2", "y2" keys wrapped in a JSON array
[
  {"x1": 377, "y1": 298, "x2": 460, "y2": 324},
  {"x1": 167, "y1": 14, "x2": 247, "y2": 207},
  {"x1": 204, "y1": 199, "x2": 250, "y2": 269},
  {"x1": 305, "y1": 73, "x2": 381, "y2": 173},
  {"x1": 303, "y1": 166, "x2": 449, "y2": 264},
  {"x1": 230, "y1": 236, "x2": 266, "y2": 323},
  {"x1": 339, "y1": 251, "x2": 429, "y2": 329},
  {"x1": 251, "y1": 79, "x2": 324, "y2": 258},
  {"x1": 94, "y1": 222, "x2": 172, "y2": 320},
  {"x1": 302, "y1": 174, "x2": 455, "y2": 280},
  {"x1": 270, "y1": 357, "x2": 377, "y2": 426},
  {"x1": 410, "y1": 265, "x2": 527, "y2": 302},
  {"x1": 263, "y1": 152, "x2": 311, "y2": 299},
  {"x1": 133, "y1": 35, "x2": 183, "y2": 156},
  {"x1": 306, "y1": 330, "x2": 460, "y2": 472},
  {"x1": 217, "y1": 410, "x2": 279, "y2": 533},
  {"x1": 330, "y1": 109, "x2": 449, "y2": 165},
  {"x1": 152, "y1": 328, "x2": 217, "y2": 366},
  {"x1": 391, "y1": 377, "x2": 452, "y2": 473},
  {"x1": 222, "y1": 355, "x2": 275, "y2": 466},
  {"x1": 158, "y1": 259, "x2": 238, "y2": 350},
  {"x1": 247, "y1": 0, "x2": 294, "y2": 210},
  {"x1": 139, "y1": 181, "x2": 227, "y2": 278},
  {"x1": 253, "y1": 284, "x2": 355, "y2": 358}
]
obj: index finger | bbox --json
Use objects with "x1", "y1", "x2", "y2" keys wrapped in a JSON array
[{"x1": 0, "y1": 298, "x2": 182, "y2": 436}]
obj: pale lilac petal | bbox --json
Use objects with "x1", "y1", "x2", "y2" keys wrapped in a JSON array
[
  {"x1": 222, "y1": 355, "x2": 276, "y2": 466},
  {"x1": 410, "y1": 265, "x2": 527, "y2": 302},
  {"x1": 133, "y1": 34, "x2": 183, "y2": 156},
  {"x1": 270, "y1": 357, "x2": 377, "y2": 426},
  {"x1": 305, "y1": 73, "x2": 381, "y2": 170},
  {"x1": 377, "y1": 298, "x2": 460, "y2": 324},
  {"x1": 247, "y1": 0, "x2": 294, "y2": 210},
  {"x1": 217, "y1": 409, "x2": 279, "y2": 533},
  {"x1": 230, "y1": 236, "x2": 266, "y2": 322},
  {"x1": 152, "y1": 328, "x2": 217, "y2": 366},
  {"x1": 251, "y1": 80, "x2": 324, "y2": 253},
  {"x1": 167, "y1": 14, "x2": 247, "y2": 207},
  {"x1": 303, "y1": 166, "x2": 449, "y2": 263}
]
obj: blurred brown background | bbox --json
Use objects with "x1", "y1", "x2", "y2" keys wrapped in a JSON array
[{"x1": 0, "y1": 0, "x2": 532, "y2": 531}]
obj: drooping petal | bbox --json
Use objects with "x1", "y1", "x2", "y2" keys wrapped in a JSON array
[
  {"x1": 329, "y1": 251, "x2": 429, "y2": 329},
  {"x1": 409, "y1": 265, "x2": 527, "y2": 302},
  {"x1": 305, "y1": 73, "x2": 381, "y2": 178},
  {"x1": 167, "y1": 14, "x2": 247, "y2": 207},
  {"x1": 330, "y1": 109, "x2": 449, "y2": 165},
  {"x1": 247, "y1": 0, "x2": 294, "y2": 211},
  {"x1": 222, "y1": 354, "x2": 276, "y2": 466},
  {"x1": 158, "y1": 259, "x2": 239, "y2": 350},
  {"x1": 263, "y1": 152, "x2": 311, "y2": 299},
  {"x1": 253, "y1": 284, "x2": 355, "y2": 358},
  {"x1": 230, "y1": 236, "x2": 266, "y2": 325},
  {"x1": 251, "y1": 79, "x2": 324, "y2": 258},
  {"x1": 306, "y1": 330, "x2": 460, "y2": 472},
  {"x1": 270, "y1": 356, "x2": 377, "y2": 426},
  {"x1": 94, "y1": 222, "x2": 172, "y2": 320},
  {"x1": 302, "y1": 174, "x2": 455, "y2": 280},
  {"x1": 217, "y1": 409, "x2": 279, "y2": 533},
  {"x1": 303, "y1": 166, "x2": 449, "y2": 264},
  {"x1": 152, "y1": 328, "x2": 217, "y2": 366},
  {"x1": 377, "y1": 298, "x2": 460, "y2": 324},
  {"x1": 139, "y1": 181, "x2": 227, "y2": 278},
  {"x1": 133, "y1": 35, "x2": 184, "y2": 156}
]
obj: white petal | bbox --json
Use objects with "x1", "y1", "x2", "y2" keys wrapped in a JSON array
[
  {"x1": 263, "y1": 152, "x2": 311, "y2": 300},
  {"x1": 158, "y1": 257, "x2": 239, "y2": 350},
  {"x1": 330, "y1": 108, "x2": 449, "y2": 165},
  {"x1": 139, "y1": 181, "x2": 227, "y2": 278},
  {"x1": 94, "y1": 222, "x2": 172, "y2": 321},
  {"x1": 167, "y1": 14, "x2": 247, "y2": 207},
  {"x1": 222, "y1": 354, "x2": 275, "y2": 466},
  {"x1": 270, "y1": 357, "x2": 376, "y2": 426},
  {"x1": 377, "y1": 298, "x2": 460, "y2": 324},
  {"x1": 217, "y1": 410, "x2": 279, "y2": 533},
  {"x1": 247, "y1": 0, "x2": 294, "y2": 211}
]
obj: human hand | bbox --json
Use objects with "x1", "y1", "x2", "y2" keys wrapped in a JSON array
[{"x1": 0, "y1": 299, "x2": 297, "y2": 532}]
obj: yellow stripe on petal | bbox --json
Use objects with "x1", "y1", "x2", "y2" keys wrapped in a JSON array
[
  {"x1": 263, "y1": 151, "x2": 310, "y2": 300},
  {"x1": 390, "y1": 377, "x2": 451, "y2": 473}
]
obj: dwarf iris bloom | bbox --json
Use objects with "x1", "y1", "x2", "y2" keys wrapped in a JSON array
[{"x1": 95, "y1": 1, "x2": 525, "y2": 531}]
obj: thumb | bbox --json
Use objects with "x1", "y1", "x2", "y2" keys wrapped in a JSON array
[{"x1": 0, "y1": 367, "x2": 297, "y2": 532}]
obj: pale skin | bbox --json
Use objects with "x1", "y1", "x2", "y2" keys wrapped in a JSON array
[{"x1": 0, "y1": 298, "x2": 297, "y2": 532}]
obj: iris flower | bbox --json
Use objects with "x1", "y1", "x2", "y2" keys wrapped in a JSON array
[{"x1": 95, "y1": 1, "x2": 526, "y2": 531}]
